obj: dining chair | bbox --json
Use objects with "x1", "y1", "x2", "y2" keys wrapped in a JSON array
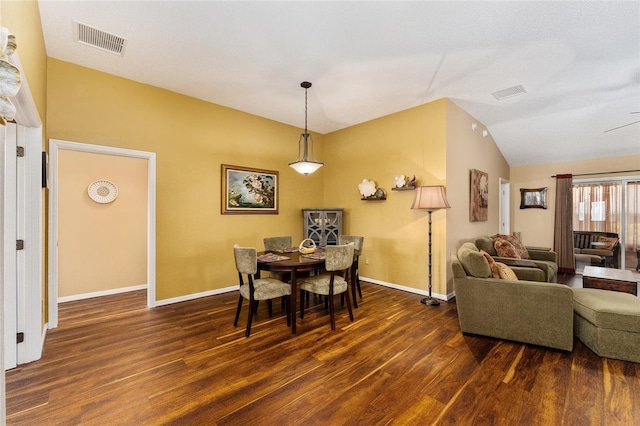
[
  {"x1": 263, "y1": 236, "x2": 292, "y2": 251},
  {"x1": 298, "y1": 242, "x2": 355, "y2": 330},
  {"x1": 263, "y1": 236, "x2": 294, "y2": 289},
  {"x1": 338, "y1": 235, "x2": 364, "y2": 303},
  {"x1": 233, "y1": 245, "x2": 292, "y2": 337}
]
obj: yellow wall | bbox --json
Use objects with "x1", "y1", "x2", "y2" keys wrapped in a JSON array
[
  {"x1": 511, "y1": 155, "x2": 640, "y2": 248},
  {"x1": 323, "y1": 100, "x2": 449, "y2": 296},
  {"x1": 58, "y1": 150, "x2": 148, "y2": 297},
  {"x1": 47, "y1": 59, "x2": 324, "y2": 301}
]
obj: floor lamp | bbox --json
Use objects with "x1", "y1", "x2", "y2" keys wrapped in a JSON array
[{"x1": 411, "y1": 186, "x2": 451, "y2": 306}]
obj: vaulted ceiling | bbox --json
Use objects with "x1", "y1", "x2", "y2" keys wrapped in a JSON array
[{"x1": 37, "y1": 1, "x2": 640, "y2": 166}]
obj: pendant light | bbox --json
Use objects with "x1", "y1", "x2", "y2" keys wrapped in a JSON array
[{"x1": 289, "y1": 81, "x2": 323, "y2": 175}]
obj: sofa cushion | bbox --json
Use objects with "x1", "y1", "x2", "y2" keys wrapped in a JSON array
[
  {"x1": 492, "y1": 262, "x2": 518, "y2": 280},
  {"x1": 495, "y1": 234, "x2": 530, "y2": 259},
  {"x1": 457, "y1": 243, "x2": 491, "y2": 278},
  {"x1": 494, "y1": 238, "x2": 521, "y2": 259}
]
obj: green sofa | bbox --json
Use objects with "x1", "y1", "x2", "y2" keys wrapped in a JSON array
[
  {"x1": 475, "y1": 235, "x2": 558, "y2": 282},
  {"x1": 452, "y1": 242, "x2": 574, "y2": 351}
]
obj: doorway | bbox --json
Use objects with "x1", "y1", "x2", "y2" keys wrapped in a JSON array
[
  {"x1": 499, "y1": 178, "x2": 510, "y2": 235},
  {"x1": 48, "y1": 140, "x2": 156, "y2": 329}
]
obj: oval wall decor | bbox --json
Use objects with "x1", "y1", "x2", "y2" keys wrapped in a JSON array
[{"x1": 87, "y1": 179, "x2": 118, "y2": 204}]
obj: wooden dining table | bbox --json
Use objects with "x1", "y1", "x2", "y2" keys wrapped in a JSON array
[{"x1": 257, "y1": 250, "x2": 325, "y2": 334}]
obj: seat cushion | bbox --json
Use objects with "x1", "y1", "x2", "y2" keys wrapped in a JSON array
[
  {"x1": 299, "y1": 274, "x2": 347, "y2": 295},
  {"x1": 573, "y1": 288, "x2": 640, "y2": 333},
  {"x1": 240, "y1": 278, "x2": 291, "y2": 300}
]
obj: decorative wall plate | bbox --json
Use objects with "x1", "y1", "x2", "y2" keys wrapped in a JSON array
[{"x1": 88, "y1": 179, "x2": 118, "y2": 204}]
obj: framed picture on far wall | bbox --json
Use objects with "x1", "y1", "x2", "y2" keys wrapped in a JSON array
[
  {"x1": 221, "y1": 164, "x2": 279, "y2": 214},
  {"x1": 520, "y1": 187, "x2": 547, "y2": 209}
]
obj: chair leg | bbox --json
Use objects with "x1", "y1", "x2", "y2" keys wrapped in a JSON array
[
  {"x1": 344, "y1": 285, "x2": 354, "y2": 322},
  {"x1": 299, "y1": 289, "x2": 305, "y2": 319},
  {"x1": 328, "y1": 278, "x2": 336, "y2": 330},
  {"x1": 356, "y1": 271, "x2": 362, "y2": 298},
  {"x1": 233, "y1": 295, "x2": 243, "y2": 327},
  {"x1": 328, "y1": 294, "x2": 336, "y2": 330},
  {"x1": 246, "y1": 299, "x2": 255, "y2": 337},
  {"x1": 285, "y1": 296, "x2": 291, "y2": 327},
  {"x1": 267, "y1": 299, "x2": 273, "y2": 316}
]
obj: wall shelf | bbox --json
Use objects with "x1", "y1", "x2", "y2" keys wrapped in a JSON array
[
  {"x1": 391, "y1": 186, "x2": 416, "y2": 191},
  {"x1": 361, "y1": 197, "x2": 386, "y2": 201}
]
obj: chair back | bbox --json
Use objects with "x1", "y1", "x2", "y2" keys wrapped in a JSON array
[
  {"x1": 325, "y1": 243, "x2": 355, "y2": 272},
  {"x1": 338, "y1": 235, "x2": 364, "y2": 254},
  {"x1": 264, "y1": 236, "x2": 292, "y2": 251},
  {"x1": 233, "y1": 245, "x2": 257, "y2": 275}
]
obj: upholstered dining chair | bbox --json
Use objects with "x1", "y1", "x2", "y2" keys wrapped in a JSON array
[
  {"x1": 233, "y1": 245, "x2": 292, "y2": 337},
  {"x1": 338, "y1": 235, "x2": 364, "y2": 304},
  {"x1": 263, "y1": 236, "x2": 293, "y2": 285},
  {"x1": 298, "y1": 242, "x2": 355, "y2": 330},
  {"x1": 263, "y1": 236, "x2": 292, "y2": 252}
]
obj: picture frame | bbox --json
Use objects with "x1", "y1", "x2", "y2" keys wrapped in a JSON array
[
  {"x1": 221, "y1": 164, "x2": 278, "y2": 215},
  {"x1": 520, "y1": 187, "x2": 547, "y2": 209},
  {"x1": 469, "y1": 169, "x2": 488, "y2": 222}
]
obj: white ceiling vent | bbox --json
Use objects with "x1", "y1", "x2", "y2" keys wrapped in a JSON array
[
  {"x1": 491, "y1": 85, "x2": 527, "y2": 100},
  {"x1": 73, "y1": 21, "x2": 127, "y2": 56}
]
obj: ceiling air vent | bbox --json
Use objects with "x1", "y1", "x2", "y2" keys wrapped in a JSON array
[
  {"x1": 491, "y1": 85, "x2": 526, "y2": 100},
  {"x1": 73, "y1": 21, "x2": 127, "y2": 56}
]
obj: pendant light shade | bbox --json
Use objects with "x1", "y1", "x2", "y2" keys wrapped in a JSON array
[{"x1": 289, "y1": 81, "x2": 323, "y2": 175}]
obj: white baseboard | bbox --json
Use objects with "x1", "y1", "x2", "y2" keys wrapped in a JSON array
[
  {"x1": 360, "y1": 276, "x2": 455, "y2": 301},
  {"x1": 58, "y1": 284, "x2": 148, "y2": 303},
  {"x1": 154, "y1": 285, "x2": 237, "y2": 307}
]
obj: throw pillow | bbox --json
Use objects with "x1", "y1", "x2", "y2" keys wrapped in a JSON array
[
  {"x1": 479, "y1": 249, "x2": 495, "y2": 265},
  {"x1": 492, "y1": 262, "x2": 519, "y2": 280},
  {"x1": 494, "y1": 234, "x2": 530, "y2": 259},
  {"x1": 494, "y1": 238, "x2": 521, "y2": 259},
  {"x1": 597, "y1": 236, "x2": 618, "y2": 250}
]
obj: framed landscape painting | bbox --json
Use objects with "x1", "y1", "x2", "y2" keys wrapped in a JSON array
[{"x1": 221, "y1": 164, "x2": 278, "y2": 214}]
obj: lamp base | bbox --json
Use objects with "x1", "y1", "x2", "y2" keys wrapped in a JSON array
[{"x1": 420, "y1": 296, "x2": 440, "y2": 306}]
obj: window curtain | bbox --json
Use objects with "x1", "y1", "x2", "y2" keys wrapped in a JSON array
[
  {"x1": 573, "y1": 182, "x2": 621, "y2": 232},
  {"x1": 554, "y1": 174, "x2": 575, "y2": 274},
  {"x1": 626, "y1": 182, "x2": 640, "y2": 268}
]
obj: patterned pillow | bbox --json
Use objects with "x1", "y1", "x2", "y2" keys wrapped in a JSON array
[
  {"x1": 479, "y1": 249, "x2": 495, "y2": 265},
  {"x1": 494, "y1": 238, "x2": 521, "y2": 259},
  {"x1": 491, "y1": 262, "x2": 519, "y2": 280},
  {"x1": 597, "y1": 236, "x2": 618, "y2": 250},
  {"x1": 494, "y1": 234, "x2": 530, "y2": 259}
]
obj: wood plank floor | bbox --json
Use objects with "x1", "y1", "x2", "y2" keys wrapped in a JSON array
[{"x1": 6, "y1": 281, "x2": 640, "y2": 425}]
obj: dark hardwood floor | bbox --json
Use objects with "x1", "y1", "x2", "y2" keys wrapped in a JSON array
[{"x1": 6, "y1": 280, "x2": 640, "y2": 425}]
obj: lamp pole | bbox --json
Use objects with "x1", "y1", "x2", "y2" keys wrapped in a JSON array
[{"x1": 422, "y1": 209, "x2": 439, "y2": 305}]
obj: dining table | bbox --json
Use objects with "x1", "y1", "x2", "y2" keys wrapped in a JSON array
[{"x1": 257, "y1": 250, "x2": 326, "y2": 334}]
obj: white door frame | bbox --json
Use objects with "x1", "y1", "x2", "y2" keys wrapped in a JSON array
[
  {"x1": 499, "y1": 178, "x2": 510, "y2": 235},
  {"x1": 48, "y1": 140, "x2": 156, "y2": 329}
]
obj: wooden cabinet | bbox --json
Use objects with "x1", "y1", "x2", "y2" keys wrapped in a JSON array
[{"x1": 303, "y1": 208, "x2": 343, "y2": 247}]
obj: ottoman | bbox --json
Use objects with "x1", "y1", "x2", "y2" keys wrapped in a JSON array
[{"x1": 572, "y1": 288, "x2": 640, "y2": 363}]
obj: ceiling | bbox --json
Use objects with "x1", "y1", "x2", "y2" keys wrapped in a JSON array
[{"x1": 37, "y1": 1, "x2": 640, "y2": 167}]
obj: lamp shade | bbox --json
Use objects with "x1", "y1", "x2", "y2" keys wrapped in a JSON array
[
  {"x1": 411, "y1": 185, "x2": 451, "y2": 210},
  {"x1": 289, "y1": 160, "x2": 323, "y2": 175}
]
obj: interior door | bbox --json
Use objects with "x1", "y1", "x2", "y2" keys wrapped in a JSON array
[{"x1": 499, "y1": 178, "x2": 510, "y2": 235}]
